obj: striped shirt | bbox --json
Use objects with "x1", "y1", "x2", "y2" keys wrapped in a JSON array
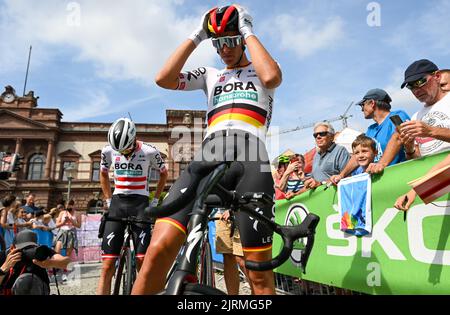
[
  {"x1": 100, "y1": 141, "x2": 166, "y2": 197},
  {"x1": 176, "y1": 63, "x2": 277, "y2": 141}
]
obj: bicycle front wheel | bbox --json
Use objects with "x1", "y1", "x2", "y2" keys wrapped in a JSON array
[
  {"x1": 123, "y1": 248, "x2": 136, "y2": 295},
  {"x1": 113, "y1": 249, "x2": 127, "y2": 295}
]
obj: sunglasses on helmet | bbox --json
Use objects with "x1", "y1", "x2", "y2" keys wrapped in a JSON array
[{"x1": 211, "y1": 35, "x2": 243, "y2": 49}]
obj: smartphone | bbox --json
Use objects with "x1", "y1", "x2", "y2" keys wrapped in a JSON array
[
  {"x1": 389, "y1": 114, "x2": 403, "y2": 127},
  {"x1": 402, "y1": 196, "x2": 408, "y2": 221}
]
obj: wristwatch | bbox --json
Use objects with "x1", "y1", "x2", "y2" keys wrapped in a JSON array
[{"x1": 0, "y1": 268, "x2": 8, "y2": 276}]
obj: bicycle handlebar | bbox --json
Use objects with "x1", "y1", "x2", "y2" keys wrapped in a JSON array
[
  {"x1": 244, "y1": 213, "x2": 320, "y2": 272},
  {"x1": 106, "y1": 215, "x2": 154, "y2": 226}
]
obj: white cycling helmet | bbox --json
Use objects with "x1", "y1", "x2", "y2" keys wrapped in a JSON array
[{"x1": 108, "y1": 118, "x2": 136, "y2": 152}]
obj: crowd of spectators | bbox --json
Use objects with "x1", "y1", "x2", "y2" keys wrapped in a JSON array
[
  {"x1": 271, "y1": 58, "x2": 450, "y2": 295},
  {"x1": 1, "y1": 58, "x2": 449, "y2": 296},
  {"x1": 275, "y1": 59, "x2": 450, "y2": 214}
]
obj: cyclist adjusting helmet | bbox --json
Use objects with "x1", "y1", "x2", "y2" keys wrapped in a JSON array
[
  {"x1": 132, "y1": 4, "x2": 282, "y2": 295},
  {"x1": 96, "y1": 117, "x2": 168, "y2": 295}
]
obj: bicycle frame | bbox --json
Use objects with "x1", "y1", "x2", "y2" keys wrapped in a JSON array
[
  {"x1": 166, "y1": 210, "x2": 218, "y2": 287},
  {"x1": 150, "y1": 160, "x2": 320, "y2": 295},
  {"x1": 107, "y1": 215, "x2": 152, "y2": 295},
  {"x1": 164, "y1": 164, "x2": 228, "y2": 295}
]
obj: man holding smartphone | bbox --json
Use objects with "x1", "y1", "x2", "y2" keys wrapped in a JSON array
[
  {"x1": 366, "y1": 60, "x2": 450, "y2": 175},
  {"x1": 330, "y1": 88, "x2": 410, "y2": 184},
  {"x1": 397, "y1": 60, "x2": 450, "y2": 158}
]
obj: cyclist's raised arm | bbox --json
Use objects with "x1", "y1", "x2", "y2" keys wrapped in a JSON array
[
  {"x1": 155, "y1": 9, "x2": 212, "y2": 90},
  {"x1": 150, "y1": 149, "x2": 168, "y2": 201},
  {"x1": 155, "y1": 40, "x2": 196, "y2": 90},
  {"x1": 100, "y1": 146, "x2": 113, "y2": 207},
  {"x1": 234, "y1": 5, "x2": 282, "y2": 89},
  {"x1": 154, "y1": 168, "x2": 168, "y2": 200}
]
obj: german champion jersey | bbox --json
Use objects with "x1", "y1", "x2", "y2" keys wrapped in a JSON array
[
  {"x1": 177, "y1": 63, "x2": 276, "y2": 140},
  {"x1": 100, "y1": 141, "x2": 166, "y2": 197}
]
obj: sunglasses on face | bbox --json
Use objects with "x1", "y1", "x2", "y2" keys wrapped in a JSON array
[
  {"x1": 211, "y1": 35, "x2": 243, "y2": 49},
  {"x1": 313, "y1": 131, "x2": 330, "y2": 138},
  {"x1": 358, "y1": 99, "x2": 371, "y2": 109},
  {"x1": 406, "y1": 74, "x2": 434, "y2": 90}
]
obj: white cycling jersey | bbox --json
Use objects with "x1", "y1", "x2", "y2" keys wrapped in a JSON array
[
  {"x1": 177, "y1": 63, "x2": 276, "y2": 140},
  {"x1": 100, "y1": 141, "x2": 166, "y2": 197}
]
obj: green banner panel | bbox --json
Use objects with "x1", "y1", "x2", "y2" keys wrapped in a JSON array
[{"x1": 274, "y1": 151, "x2": 450, "y2": 295}]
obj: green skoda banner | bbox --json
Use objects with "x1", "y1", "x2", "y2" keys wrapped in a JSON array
[{"x1": 273, "y1": 151, "x2": 450, "y2": 295}]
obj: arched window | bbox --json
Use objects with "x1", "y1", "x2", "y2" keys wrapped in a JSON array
[{"x1": 28, "y1": 154, "x2": 46, "y2": 180}]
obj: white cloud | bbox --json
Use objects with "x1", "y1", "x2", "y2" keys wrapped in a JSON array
[
  {"x1": 0, "y1": 0, "x2": 217, "y2": 84},
  {"x1": 264, "y1": 14, "x2": 345, "y2": 58},
  {"x1": 387, "y1": 0, "x2": 450, "y2": 58},
  {"x1": 62, "y1": 89, "x2": 158, "y2": 121}
]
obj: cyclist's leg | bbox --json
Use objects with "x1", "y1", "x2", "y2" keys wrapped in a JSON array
[
  {"x1": 132, "y1": 221, "x2": 186, "y2": 294},
  {"x1": 128, "y1": 195, "x2": 151, "y2": 272},
  {"x1": 96, "y1": 195, "x2": 126, "y2": 295},
  {"x1": 131, "y1": 170, "x2": 194, "y2": 295},
  {"x1": 233, "y1": 132, "x2": 276, "y2": 295}
]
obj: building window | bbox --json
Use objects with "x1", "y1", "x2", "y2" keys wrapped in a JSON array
[
  {"x1": 149, "y1": 168, "x2": 160, "y2": 181},
  {"x1": 91, "y1": 161, "x2": 100, "y2": 182},
  {"x1": 61, "y1": 161, "x2": 77, "y2": 180},
  {"x1": 27, "y1": 154, "x2": 46, "y2": 180}
]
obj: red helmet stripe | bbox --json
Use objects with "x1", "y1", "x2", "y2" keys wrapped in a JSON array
[
  {"x1": 210, "y1": 9, "x2": 220, "y2": 34},
  {"x1": 216, "y1": 6, "x2": 237, "y2": 35}
]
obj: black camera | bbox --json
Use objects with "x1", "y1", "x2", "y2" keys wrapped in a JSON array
[{"x1": 21, "y1": 245, "x2": 54, "y2": 262}]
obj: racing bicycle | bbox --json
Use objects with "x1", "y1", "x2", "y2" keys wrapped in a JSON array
[
  {"x1": 101, "y1": 214, "x2": 154, "y2": 295},
  {"x1": 166, "y1": 210, "x2": 220, "y2": 288},
  {"x1": 146, "y1": 156, "x2": 320, "y2": 295}
]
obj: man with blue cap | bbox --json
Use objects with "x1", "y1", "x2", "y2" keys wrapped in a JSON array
[{"x1": 330, "y1": 88, "x2": 410, "y2": 184}]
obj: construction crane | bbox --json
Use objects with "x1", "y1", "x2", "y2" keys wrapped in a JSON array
[{"x1": 268, "y1": 101, "x2": 354, "y2": 136}]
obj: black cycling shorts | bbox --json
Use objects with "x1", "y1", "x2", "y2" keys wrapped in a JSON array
[
  {"x1": 101, "y1": 194, "x2": 151, "y2": 259},
  {"x1": 158, "y1": 130, "x2": 275, "y2": 253}
]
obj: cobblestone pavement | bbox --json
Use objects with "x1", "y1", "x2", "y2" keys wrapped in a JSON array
[{"x1": 49, "y1": 262, "x2": 253, "y2": 295}]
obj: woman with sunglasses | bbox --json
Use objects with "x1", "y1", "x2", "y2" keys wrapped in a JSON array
[{"x1": 132, "y1": 4, "x2": 282, "y2": 295}]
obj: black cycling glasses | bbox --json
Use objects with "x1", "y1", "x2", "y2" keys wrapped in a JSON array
[
  {"x1": 406, "y1": 77, "x2": 429, "y2": 90},
  {"x1": 313, "y1": 131, "x2": 330, "y2": 138},
  {"x1": 212, "y1": 35, "x2": 243, "y2": 49}
]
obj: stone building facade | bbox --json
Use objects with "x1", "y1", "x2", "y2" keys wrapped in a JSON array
[{"x1": 0, "y1": 85, "x2": 206, "y2": 211}]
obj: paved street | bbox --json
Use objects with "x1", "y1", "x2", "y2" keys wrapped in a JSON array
[{"x1": 49, "y1": 262, "x2": 252, "y2": 295}]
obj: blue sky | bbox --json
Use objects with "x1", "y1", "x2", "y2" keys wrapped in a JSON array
[{"x1": 1, "y1": 0, "x2": 450, "y2": 159}]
